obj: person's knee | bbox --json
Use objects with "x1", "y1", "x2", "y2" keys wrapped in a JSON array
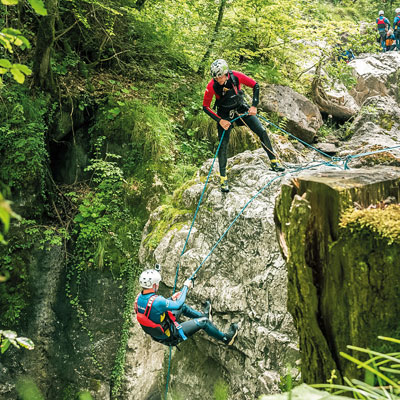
[{"x1": 194, "y1": 317, "x2": 209, "y2": 329}]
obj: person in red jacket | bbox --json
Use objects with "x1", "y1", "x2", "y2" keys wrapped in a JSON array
[{"x1": 203, "y1": 59, "x2": 284, "y2": 193}]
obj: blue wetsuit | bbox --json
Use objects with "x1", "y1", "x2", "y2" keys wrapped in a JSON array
[
  {"x1": 136, "y1": 286, "x2": 226, "y2": 345},
  {"x1": 394, "y1": 15, "x2": 400, "y2": 50},
  {"x1": 376, "y1": 16, "x2": 390, "y2": 51}
]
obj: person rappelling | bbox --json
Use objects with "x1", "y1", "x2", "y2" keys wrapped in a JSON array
[
  {"x1": 135, "y1": 266, "x2": 239, "y2": 346},
  {"x1": 202, "y1": 58, "x2": 285, "y2": 193}
]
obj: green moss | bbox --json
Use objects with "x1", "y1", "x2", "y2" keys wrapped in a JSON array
[
  {"x1": 213, "y1": 378, "x2": 229, "y2": 400},
  {"x1": 143, "y1": 204, "x2": 191, "y2": 251},
  {"x1": 340, "y1": 204, "x2": 400, "y2": 245},
  {"x1": 379, "y1": 113, "x2": 394, "y2": 131},
  {"x1": 171, "y1": 178, "x2": 198, "y2": 206}
]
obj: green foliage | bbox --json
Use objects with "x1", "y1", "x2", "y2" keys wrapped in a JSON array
[
  {"x1": 0, "y1": 192, "x2": 20, "y2": 245},
  {"x1": 66, "y1": 137, "x2": 145, "y2": 385},
  {"x1": 0, "y1": 0, "x2": 47, "y2": 85},
  {"x1": 313, "y1": 336, "x2": 400, "y2": 399},
  {"x1": 0, "y1": 85, "x2": 51, "y2": 196},
  {"x1": 324, "y1": 60, "x2": 357, "y2": 90},
  {"x1": 279, "y1": 372, "x2": 294, "y2": 393},
  {"x1": 0, "y1": 329, "x2": 34, "y2": 354},
  {"x1": 93, "y1": 98, "x2": 175, "y2": 177},
  {"x1": 340, "y1": 205, "x2": 400, "y2": 245},
  {"x1": 16, "y1": 378, "x2": 44, "y2": 400}
]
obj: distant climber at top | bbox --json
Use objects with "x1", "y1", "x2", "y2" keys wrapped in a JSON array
[
  {"x1": 393, "y1": 8, "x2": 400, "y2": 51},
  {"x1": 376, "y1": 10, "x2": 390, "y2": 52},
  {"x1": 202, "y1": 58, "x2": 284, "y2": 193},
  {"x1": 135, "y1": 267, "x2": 239, "y2": 346}
]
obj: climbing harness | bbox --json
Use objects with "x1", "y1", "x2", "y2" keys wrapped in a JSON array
[
  {"x1": 135, "y1": 294, "x2": 187, "y2": 342},
  {"x1": 172, "y1": 112, "x2": 249, "y2": 294}
]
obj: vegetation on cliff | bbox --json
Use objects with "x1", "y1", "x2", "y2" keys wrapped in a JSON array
[{"x1": 0, "y1": 0, "x2": 399, "y2": 397}]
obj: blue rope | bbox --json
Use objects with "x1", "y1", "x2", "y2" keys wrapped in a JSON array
[
  {"x1": 257, "y1": 114, "x2": 334, "y2": 160},
  {"x1": 343, "y1": 145, "x2": 400, "y2": 170},
  {"x1": 164, "y1": 346, "x2": 172, "y2": 400},
  {"x1": 189, "y1": 161, "x2": 331, "y2": 280},
  {"x1": 166, "y1": 112, "x2": 248, "y2": 400},
  {"x1": 172, "y1": 112, "x2": 248, "y2": 294},
  {"x1": 165, "y1": 111, "x2": 400, "y2": 400}
]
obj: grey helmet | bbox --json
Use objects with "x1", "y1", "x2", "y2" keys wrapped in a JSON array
[
  {"x1": 210, "y1": 59, "x2": 229, "y2": 78},
  {"x1": 139, "y1": 269, "x2": 161, "y2": 288},
  {"x1": 379, "y1": 10, "x2": 384, "y2": 15}
]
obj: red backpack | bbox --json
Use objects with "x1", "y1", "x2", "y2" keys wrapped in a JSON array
[{"x1": 377, "y1": 16, "x2": 387, "y2": 29}]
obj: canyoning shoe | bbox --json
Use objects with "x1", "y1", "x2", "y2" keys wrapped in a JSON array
[
  {"x1": 223, "y1": 323, "x2": 239, "y2": 346},
  {"x1": 220, "y1": 176, "x2": 230, "y2": 193},
  {"x1": 270, "y1": 159, "x2": 285, "y2": 172},
  {"x1": 203, "y1": 300, "x2": 212, "y2": 322}
]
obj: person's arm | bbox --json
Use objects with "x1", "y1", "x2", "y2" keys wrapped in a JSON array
[
  {"x1": 232, "y1": 70, "x2": 259, "y2": 114},
  {"x1": 203, "y1": 79, "x2": 231, "y2": 128},
  {"x1": 159, "y1": 285, "x2": 191, "y2": 311},
  {"x1": 202, "y1": 80, "x2": 221, "y2": 123}
]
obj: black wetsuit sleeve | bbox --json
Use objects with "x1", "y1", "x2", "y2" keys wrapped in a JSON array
[
  {"x1": 252, "y1": 83, "x2": 260, "y2": 107},
  {"x1": 203, "y1": 105, "x2": 221, "y2": 122}
]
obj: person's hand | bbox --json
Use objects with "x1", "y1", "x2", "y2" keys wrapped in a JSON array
[
  {"x1": 184, "y1": 279, "x2": 193, "y2": 289},
  {"x1": 248, "y1": 106, "x2": 257, "y2": 116},
  {"x1": 219, "y1": 119, "x2": 231, "y2": 130}
]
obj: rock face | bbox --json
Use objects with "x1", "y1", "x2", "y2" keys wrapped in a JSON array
[
  {"x1": 349, "y1": 52, "x2": 400, "y2": 106},
  {"x1": 338, "y1": 95, "x2": 400, "y2": 168},
  {"x1": 274, "y1": 167, "x2": 400, "y2": 384},
  {"x1": 259, "y1": 84, "x2": 323, "y2": 144},
  {"x1": 0, "y1": 244, "x2": 125, "y2": 400},
  {"x1": 313, "y1": 79, "x2": 360, "y2": 120},
  {"x1": 125, "y1": 149, "x2": 301, "y2": 400}
]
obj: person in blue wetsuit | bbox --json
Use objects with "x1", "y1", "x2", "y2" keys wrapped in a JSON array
[
  {"x1": 376, "y1": 10, "x2": 390, "y2": 52},
  {"x1": 135, "y1": 268, "x2": 239, "y2": 346},
  {"x1": 393, "y1": 8, "x2": 400, "y2": 51}
]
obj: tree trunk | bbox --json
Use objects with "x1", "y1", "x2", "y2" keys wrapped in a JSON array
[
  {"x1": 33, "y1": 0, "x2": 58, "y2": 93},
  {"x1": 197, "y1": 0, "x2": 227, "y2": 75}
]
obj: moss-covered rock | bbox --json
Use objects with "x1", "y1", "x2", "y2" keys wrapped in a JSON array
[{"x1": 275, "y1": 166, "x2": 400, "y2": 384}]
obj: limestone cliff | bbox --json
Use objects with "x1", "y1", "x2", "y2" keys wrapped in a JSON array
[{"x1": 125, "y1": 148, "x2": 302, "y2": 400}]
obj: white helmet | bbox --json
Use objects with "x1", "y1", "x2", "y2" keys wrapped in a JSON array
[
  {"x1": 379, "y1": 10, "x2": 384, "y2": 15},
  {"x1": 396, "y1": 8, "x2": 400, "y2": 13},
  {"x1": 210, "y1": 59, "x2": 229, "y2": 78},
  {"x1": 139, "y1": 269, "x2": 161, "y2": 288}
]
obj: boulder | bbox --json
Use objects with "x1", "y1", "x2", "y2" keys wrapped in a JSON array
[
  {"x1": 349, "y1": 52, "x2": 400, "y2": 105},
  {"x1": 127, "y1": 148, "x2": 302, "y2": 400},
  {"x1": 275, "y1": 167, "x2": 400, "y2": 384},
  {"x1": 313, "y1": 79, "x2": 360, "y2": 120},
  {"x1": 259, "y1": 84, "x2": 323, "y2": 144},
  {"x1": 338, "y1": 96, "x2": 400, "y2": 168}
]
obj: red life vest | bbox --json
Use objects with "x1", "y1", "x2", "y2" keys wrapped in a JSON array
[
  {"x1": 377, "y1": 16, "x2": 387, "y2": 29},
  {"x1": 134, "y1": 294, "x2": 176, "y2": 338}
]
